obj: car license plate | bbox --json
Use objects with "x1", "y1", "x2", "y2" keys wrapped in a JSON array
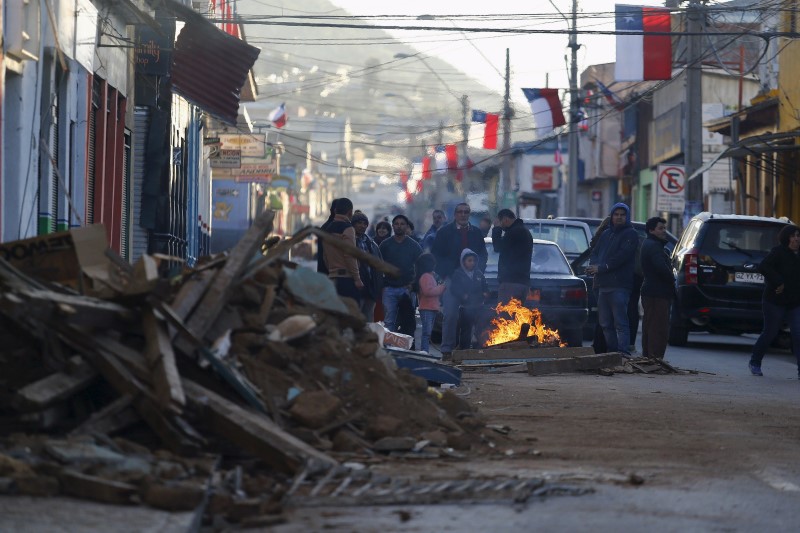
[{"x1": 734, "y1": 272, "x2": 764, "y2": 284}]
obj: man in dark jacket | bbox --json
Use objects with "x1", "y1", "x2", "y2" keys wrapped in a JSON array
[
  {"x1": 352, "y1": 211, "x2": 382, "y2": 322},
  {"x1": 492, "y1": 209, "x2": 533, "y2": 304},
  {"x1": 640, "y1": 216, "x2": 675, "y2": 359},
  {"x1": 587, "y1": 203, "x2": 639, "y2": 355},
  {"x1": 431, "y1": 202, "x2": 488, "y2": 356},
  {"x1": 421, "y1": 209, "x2": 446, "y2": 251}
]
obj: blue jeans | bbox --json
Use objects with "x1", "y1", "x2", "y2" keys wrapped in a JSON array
[
  {"x1": 419, "y1": 309, "x2": 437, "y2": 353},
  {"x1": 750, "y1": 300, "x2": 800, "y2": 368},
  {"x1": 597, "y1": 289, "x2": 631, "y2": 354},
  {"x1": 440, "y1": 287, "x2": 461, "y2": 353},
  {"x1": 382, "y1": 286, "x2": 409, "y2": 332}
]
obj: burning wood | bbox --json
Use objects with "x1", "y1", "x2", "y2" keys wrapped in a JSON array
[{"x1": 485, "y1": 298, "x2": 564, "y2": 347}]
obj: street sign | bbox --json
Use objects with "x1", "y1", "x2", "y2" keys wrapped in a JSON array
[{"x1": 656, "y1": 164, "x2": 686, "y2": 214}]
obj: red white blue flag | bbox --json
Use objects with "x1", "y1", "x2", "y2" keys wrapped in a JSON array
[
  {"x1": 595, "y1": 79, "x2": 626, "y2": 111},
  {"x1": 615, "y1": 4, "x2": 672, "y2": 81},
  {"x1": 521, "y1": 88, "x2": 565, "y2": 134},
  {"x1": 269, "y1": 103, "x2": 287, "y2": 128},
  {"x1": 470, "y1": 110, "x2": 499, "y2": 149}
]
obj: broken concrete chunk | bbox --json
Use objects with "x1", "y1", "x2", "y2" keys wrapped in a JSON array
[
  {"x1": 372, "y1": 436, "x2": 417, "y2": 452},
  {"x1": 0, "y1": 453, "x2": 35, "y2": 477},
  {"x1": 272, "y1": 315, "x2": 316, "y2": 342},
  {"x1": 141, "y1": 479, "x2": 205, "y2": 511},
  {"x1": 288, "y1": 390, "x2": 341, "y2": 429}
]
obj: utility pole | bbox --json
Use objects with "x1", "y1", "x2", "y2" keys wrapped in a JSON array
[
  {"x1": 460, "y1": 94, "x2": 469, "y2": 194},
  {"x1": 501, "y1": 48, "x2": 512, "y2": 206},
  {"x1": 566, "y1": 0, "x2": 579, "y2": 217},
  {"x1": 685, "y1": 0, "x2": 704, "y2": 209}
]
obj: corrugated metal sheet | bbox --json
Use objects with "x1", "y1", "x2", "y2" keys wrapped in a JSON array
[
  {"x1": 131, "y1": 107, "x2": 150, "y2": 263},
  {"x1": 170, "y1": 19, "x2": 260, "y2": 125}
]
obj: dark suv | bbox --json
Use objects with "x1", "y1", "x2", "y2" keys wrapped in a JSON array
[{"x1": 669, "y1": 212, "x2": 793, "y2": 346}]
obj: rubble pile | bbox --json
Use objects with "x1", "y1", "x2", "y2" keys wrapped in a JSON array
[{"x1": 0, "y1": 210, "x2": 484, "y2": 524}]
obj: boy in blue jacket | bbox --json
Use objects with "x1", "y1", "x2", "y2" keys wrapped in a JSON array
[{"x1": 448, "y1": 249, "x2": 489, "y2": 351}]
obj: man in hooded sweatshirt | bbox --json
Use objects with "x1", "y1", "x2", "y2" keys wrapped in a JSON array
[{"x1": 586, "y1": 203, "x2": 639, "y2": 355}]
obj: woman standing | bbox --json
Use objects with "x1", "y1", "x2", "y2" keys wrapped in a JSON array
[{"x1": 748, "y1": 224, "x2": 800, "y2": 378}]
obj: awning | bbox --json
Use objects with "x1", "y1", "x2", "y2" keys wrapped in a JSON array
[
  {"x1": 160, "y1": 1, "x2": 260, "y2": 125},
  {"x1": 687, "y1": 131, "x2": 800, "y2": 182}
]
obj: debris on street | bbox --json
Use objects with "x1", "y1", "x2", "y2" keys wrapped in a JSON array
[{"x1": 0, "y1": 210, "x2": 491, "y2": 525}]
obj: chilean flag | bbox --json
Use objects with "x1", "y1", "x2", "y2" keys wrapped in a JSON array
[
  {"x1": 469, "y1": 110, "x2": 499, "y2": 149},
  {"x1": 615, "y1": 4, "x2": 672, "y2": 81},
  {"x1": 269, "y1": 103, "x2": 287, "y2": 128},
  {"x1": 522, "y1": 88, "x2": 565, "y2": 134}
]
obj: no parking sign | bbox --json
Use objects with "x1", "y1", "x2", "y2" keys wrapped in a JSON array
[{"x1": 655, "y1": 165, "x2": 686, "y2": 214}]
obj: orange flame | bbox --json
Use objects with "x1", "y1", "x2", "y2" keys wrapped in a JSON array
[{"x1": 485, "y1": 298, "x2": 564, "y2": 347}]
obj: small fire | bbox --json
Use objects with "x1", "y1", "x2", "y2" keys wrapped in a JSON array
[{"x1": 485, "y1": 298, "x2": 564, "y2": 347}]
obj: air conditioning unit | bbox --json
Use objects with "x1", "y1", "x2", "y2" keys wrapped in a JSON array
[{"x1": 5, "y1": 0, "x2": 41, "y2": 61}]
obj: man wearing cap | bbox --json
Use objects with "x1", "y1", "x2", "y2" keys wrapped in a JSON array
[
  {"x1": 323, "y1": 197, "x2": 364, "y2": 303},
  {"x1": 379, "y1": 214, "x2": 423, "y2": 333},
  {"x1": 352, "y1": 211, "x2": 383, "y2": 321}
]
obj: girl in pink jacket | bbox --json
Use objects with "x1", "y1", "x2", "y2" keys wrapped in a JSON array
[{"x1": 413, "y1": 253, "x2": 445, "y2": 354}]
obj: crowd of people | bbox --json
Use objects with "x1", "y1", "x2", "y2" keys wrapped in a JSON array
[
  {"x1": 316, "y1": 198, "x2": 501, "y2": 358},
  {"x1": 314, "y1": 197, "x2": 800, "y2": 377}
]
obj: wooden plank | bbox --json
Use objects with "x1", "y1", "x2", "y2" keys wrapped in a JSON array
[
  {"x1": 14, "y1": 357, "x2": 98, "y2": 409},
  {"x1": 526, "y1": 353, "x2": 623, "y2": 376},
  {"x1": 182, "y1": 379, "x2": 337, "y2": 474},
  {"x1": 142, "y1": 307, "x2": 185, "y2": 412},
  {"x1": 168, "y1": 268, "x2": 216, "y2": 326},
  {"x1": 181, "y1": 210, "x2": 275, "y2": 349},
  {"x1": 256, "y1": 284, "x2": 277, "y2": 324},
  {"x1": 70, "y1": 395, "x2": 138, "y2": 436},
  {"x1": 454, "y1": 345, "x2": 594, "y2": 362}
]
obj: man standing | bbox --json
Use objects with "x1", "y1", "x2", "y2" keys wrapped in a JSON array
[
  {"x1": 640, "y1": 217, "x2": 675, "y2": 359},
  {"x1": 421, "y1": 209, "x2": 446, "y2": 251},
  {"x1": 492, "y1": 209, "x2": 533, "y2": 304},
  {"x1": 323, "y1": 198, "x2": 363, "y2": 303},
  {"x1": 432, "y1": 202, "x2": 488, "y2": 357},
  {"x1": 586, "y1": 203, "x2": 639, "y2": 355},
  {"x1": 379, "y1": 215, "x2": 423, "y2": 333},
  {"x1": 352, "y1": 211, "x2": 382, "y2": 322}
]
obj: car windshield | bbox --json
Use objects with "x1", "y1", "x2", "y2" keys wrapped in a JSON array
[
  {"x1": 525, "y1": 224, "x2": 589, "y2": 255},
  {"x1": 700, "y1": 223, "x2": 784, "y2": 258},
  {"x1": 485, "y1": 243, "x2": 572, "y2": 275}
]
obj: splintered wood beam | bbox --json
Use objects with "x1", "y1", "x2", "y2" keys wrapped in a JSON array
[
  {"x1": 142, "y1": 307, "x2": 185, "y2": 413},
  {"x1": 526, "y1": 352, "x2": 623, "y2": 376},
  {"x1": 454, "y1": 346, "x2": 594, "y2": 362},
  {"x1": 13, "y1": 357, "x2": 98, "y2": 410},
  {"x1": 180, "y1": 210, "x2": 275, "y2": 349},
  {"x1": 182, "y1": 379, "x2": 337, "y2": 474}
]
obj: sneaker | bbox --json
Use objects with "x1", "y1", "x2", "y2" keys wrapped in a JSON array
[{"x1": 748, "y1": 363, "x2": 763, "y2": 376}]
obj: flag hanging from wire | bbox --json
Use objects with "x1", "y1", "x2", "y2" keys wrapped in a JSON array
[
  {"x1": 470, "y1": 110, "x2": 499, "y2": 149},
  {"x1": 594, "y1": 79, "x2": 626, "y2": 111},
  {"x1": 522, "y1": 88, "x2": 566, "y2": 134},
  {"x1": 615, "y1": 4, "x2": 672, "y2": 81},
  {"x1": 269, "y1": 103, "x2": 287, "y2": 128},
  {"x1": 554, "y1": 138, "x2": 563, "y2": 165}
]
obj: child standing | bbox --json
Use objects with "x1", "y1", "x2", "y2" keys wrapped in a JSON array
[
  {"x1": 448, "y1": 248, "x2": 488, "y2": 350},
  {"x1": 414, "y1": 253, "x2": 446, "y2": 354}
]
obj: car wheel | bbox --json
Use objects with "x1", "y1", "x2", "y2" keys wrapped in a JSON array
[
  {"x1": 561, "y1": 328, "x2": 583, "y2": 347},
  {"x1": 668, "y1": 321, "x2": 689, "y2": 347}
]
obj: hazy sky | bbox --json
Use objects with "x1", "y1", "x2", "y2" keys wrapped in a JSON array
[{"x1": 331, "y1": 0, "x2": 669, "y2": 101}]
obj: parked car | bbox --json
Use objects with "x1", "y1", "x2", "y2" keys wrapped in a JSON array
[
  {"x1": 521, "y1": 219, "x2": 592, "y2": 262},
  {"x1": 669, "y1": 212, "x2": 793, "y2": 346},
  {"x1": 431, "y1": 238, "x2": 588, "y2": 347},
  {"x1": 562, "y1": 217, "x2": 679, "y2": 340}
]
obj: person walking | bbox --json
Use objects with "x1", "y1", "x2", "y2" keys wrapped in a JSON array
[
  {"x1": 322, "y1": 198, "x2": 363, "y2": 303},
  {"x1": 414, "y1": 253, "x2": 445, "y2": 354},
  {"x1": 352, "y1": 211, "x2": 382, "y2": 322},
  {"x1": 379, "y1": 215, "x2": 423, "y2": 334},
  {"x1": 748, "y1": 224, "x2": 800, "y2": 378},
  {"x1": 586, "y1": 203, "x2": 639, "y2": 355},
  {"x1": 421, "y1": 210, "x2": 447, "y2": 251},
  {"x1": 432, "y1": 202, "x2": 488, "y2": 358},
  {"x1": 448, "y1": 249, "x2": 488, "y2": 351},
  {"x1": 492, "y1": 209, "x2": 533, "y2": 304},
  {"x1": 640, "y1": 216, "x2": 675, "y2": 359}
]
